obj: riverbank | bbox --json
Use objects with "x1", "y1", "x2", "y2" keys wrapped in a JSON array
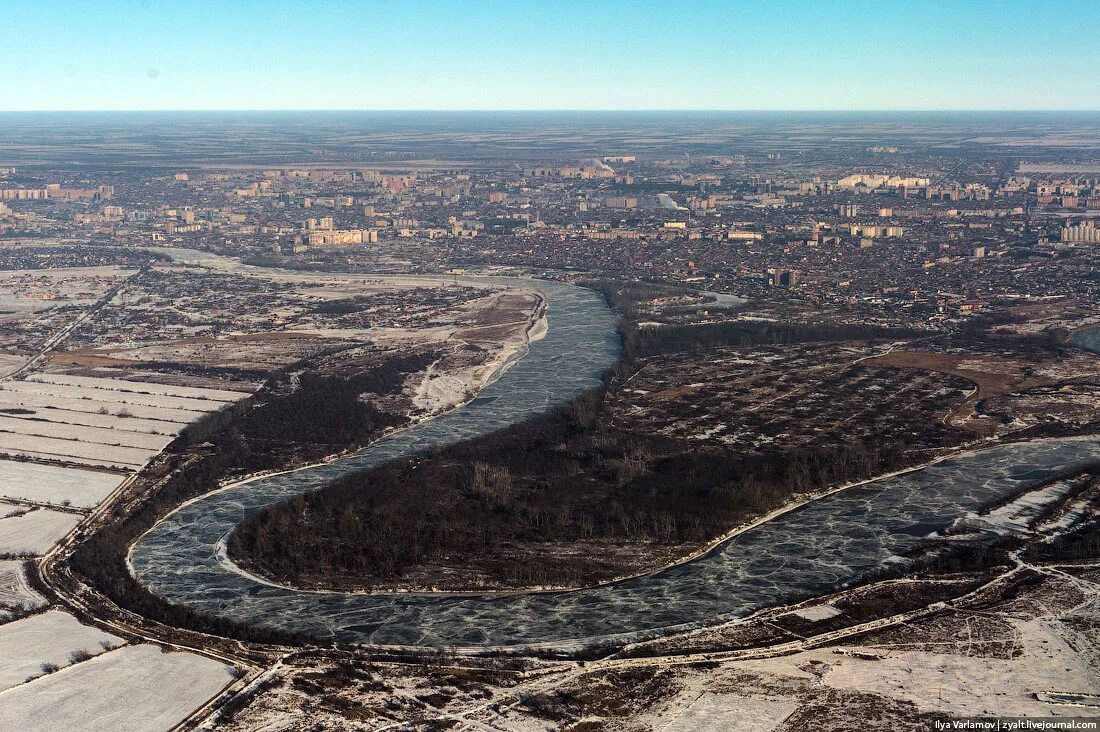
[{"x1": 128, "y1": 274, "x2": 1098, "y2": 648}]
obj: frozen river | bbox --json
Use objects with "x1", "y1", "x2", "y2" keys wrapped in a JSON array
[
  {"x1": 1071, "y1": 325, "x2": 1100, "y2": 355},
  {"x1": 131, "y1": 290, "x2": 1100, "y2": 648}
]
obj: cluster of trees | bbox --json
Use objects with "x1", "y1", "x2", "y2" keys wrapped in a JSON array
[
  {"x1": 584, "y1": 280, "x2": 701, "y2": 323},
  {"x1": 67, "y1": 353, "x2": 432, "y2": 644},
  {"x1": 621, "y1": 320, "x2": 924, "y2": 360},
  {"x1": 309, "y1": 298, "x2": 374, "y2": 315},
  {"x1": 1028, "y1": 514, "x2": 1100, "y2": 561},
  {"x1": 230, "y1": 288, "x2": 945, "y2": 591},
  {"x1": 230, "y1": 380, "x2": 914, "y2": 589},
  {"x1": 587, "y1": 279, "x2": 924, "y2": 361},
  {"x1": 239, "y1": 355, "x2": 431, "y2": 447},
  {"x1": 172, "y1": 353, "x2": 432, "y2": 453}
]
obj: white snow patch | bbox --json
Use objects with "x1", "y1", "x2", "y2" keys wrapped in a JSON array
[
  {"x1": 0, "y1": 643, "x2": 234, "y2": 732},
  {"x1": 0, "y1": 506, "x2": 81, "y2": 555},
  {"x1": 0, "y1": 561, "x2": 46, "y2": 619},
  {"x1": 788, "y1": 604, "x2": 843, "y2": 621},
  {"x1": 0, "y1": 610, "x2": 123, "y2": 691},
  {"x1": 0, "y1": 460, "x2": 125, "y2": 509},
  {"x1": 664, "y1": 693, "x2": 796, "y2": 732},
  {"x1": 0, "y1": 380, "x2": 234, "y2": 413},
  {"x1": 413, "y1": 363, "x2": 485, "y2": 415},
  {"x1": 953, "y1": 479, "x2": 1079, "y2": 538}
]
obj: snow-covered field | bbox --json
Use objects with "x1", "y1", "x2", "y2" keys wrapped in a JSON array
[
  {"x1": 0, "y1": 432, "x2": 152, "y2": 469},
  {"x1": 0, "y1": 391, "x2": 203, "y2": 423},
  {"x1": 0, "y1": 380, "x2": 235, "y2": 413},
  {"x1": 0, "y1": 373, "x2": 242, "y2": 729},
  {"x1": 0, "y1": 353, "x2": 25, "y2": 378},
  {"x1": 0, "y1": 374, "x2": 251, "y2": 468},
  {"x1": 0, "y1": 460, "x2": 125, "y2": 509},
  {"x1": 0, "y1": 561, "x2": 46, "y2": 620},
  {"x1": 664, "y1": 694, "x2": 797, "y2": 732},
  {"x1": 25, "y1": 373, "x2": 248, "y2": 402},
  {"x1": 0, "y1": 406, "x2": 181, "y2": 435},
  {"x1": 0, "y1": 505, "x2": 81, "y2": 555},
  {"x1": 0, "y1": 643, "x2": 234, "y2": 732},
  {"x1": 0, "y1": 415, "x2": 172, "y2": 451},
  {"x1": 0, "y1": 449, "x2": 143, "y2": 470},
  {"x1": 0, "y1": 610, "x2": 123, "y2": 691}
]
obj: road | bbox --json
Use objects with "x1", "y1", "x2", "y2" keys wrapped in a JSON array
[
  {"x1": 13, "y1": 263, "x2": 269, "y2": 729},
  {"x1": 5, "y1": 265, "x2": 145, "y2": 382},
  {"x1": 375, "y1": 555, "x2": 1100, "y2": 731},
  {"x1": 22, "y1": 267, "x2": 1096, "y2": 728}
]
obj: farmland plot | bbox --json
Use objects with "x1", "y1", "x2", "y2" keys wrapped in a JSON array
[
  {"x1": 0, "y1": 353, "x2": 25, "y2": 378},
  {"x1": 0, "y1": 391, "x2": 204, "y2": 423},
  {"x1": 0, "y1": 374, "x2": 251, "y2": 467},
  {"x1": 0, "y1": 415, "x2": 172, "y2": 451},
  {"x1": 0, "y1": 643, "x2": 233, "y2": 732},
  {"x1": 0, "y1": 505, "x2": 81, "y2": 556},
  {"x1": 0, "y1": 432, "x2": 152, "y2": 469},
  {"x1": 0, "y1": 380, "x2": 234, "y2": 413},
  {"x1": 0, "y1": 561, "x2": 46, "y2": 620},
  {"x1": 0, "y1": 407, "x2": 180, "y2": 436},
  {"x1": 26, "y1": 373, "x2": 248, "y2": 402},
  {"x1": 0, "y1": 610, "x2": 123, "y2": 691},
  {"x1": 0, "y1": 460, "x2": 125, "y2": 509}
]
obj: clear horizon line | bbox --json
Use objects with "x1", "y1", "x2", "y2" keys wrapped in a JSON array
[{"x1": 1, "y1": 107, "x2": 1099, "y2": 114}]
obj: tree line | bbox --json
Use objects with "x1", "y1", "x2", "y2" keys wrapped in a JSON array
[
  {"x1": 67, "y1": 352, "x2": 433, "y2": 644},
  {"x1": 621, "y1": 320, "x2": 925, "y2": 360},
  {"x1": 230, "y1": 285, "x2": 942, "y2": 591},
  {"x1": 230, "y1": 381, "x2": 916, "y2": 589}
]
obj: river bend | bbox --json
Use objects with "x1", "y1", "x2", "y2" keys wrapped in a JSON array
[{"x1": 131, "y1": 291, "x2": 1099, "y2": 647}]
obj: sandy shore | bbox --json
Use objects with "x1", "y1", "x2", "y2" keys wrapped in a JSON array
[{"x1": 411, "y1": 291, "x2": 547, "y2": 415}]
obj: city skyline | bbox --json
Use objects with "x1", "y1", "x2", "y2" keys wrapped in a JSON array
[
  {"x1": 4, "y1": 0, "x2": 1099, "y2": 112},
  {"x1": 2, "y1": 4, "x2": 1100, "y2": 729}
]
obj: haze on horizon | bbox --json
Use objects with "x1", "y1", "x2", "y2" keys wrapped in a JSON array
[{"x1": 4, "y1": 0, "x2": 1098, "y2": 113}]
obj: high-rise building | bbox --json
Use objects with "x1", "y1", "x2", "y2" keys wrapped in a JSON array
[{"x1": 1061, "y1": 221, "x2": 1100, "y2": 243}]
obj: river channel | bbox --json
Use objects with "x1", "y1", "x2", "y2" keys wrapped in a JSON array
[{"x1": 130, "y1": 288, "x2": 1099, "y2": 648}]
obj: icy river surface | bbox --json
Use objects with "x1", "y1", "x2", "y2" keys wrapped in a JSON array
[{"x1": 131, "y1": 286, "x2": 1100, "y2": 647}]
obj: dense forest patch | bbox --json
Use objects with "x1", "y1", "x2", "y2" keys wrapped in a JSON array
[
  {"x1": 67, "y1": 352, "x2": 433, "y2": 643},
  {"x1": 228, "y1": 287, "x2": 947, "y2": 591},
  {"x1": 229, "y1": 367, "x2": 924, "y2": 590},
  {"x1": 229, "y1": 407, "x2": 912, "y2": 589}
]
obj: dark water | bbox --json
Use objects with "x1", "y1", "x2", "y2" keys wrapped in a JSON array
[
  {"x1": 131, "y1": 290, "x2": 1100, "y2": 648},
  {"x1": 1071, "y1": 326, "x2": 1100, "y2": 355}
]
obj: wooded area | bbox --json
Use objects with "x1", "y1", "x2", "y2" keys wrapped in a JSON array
[
  {"x1": 228, "y1": 286, "x2": 943, "y2": 590},
  {"x1": 68, "y1": 353, "x2": 432, "y2": 643},
  {"x1": 230, "y1": 352, "x2": 919, "y2": 590}
]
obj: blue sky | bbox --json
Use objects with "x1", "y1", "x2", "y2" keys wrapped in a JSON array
[{"x1": 3, "y1": 0, "x2": 1097, "y2": 111}]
